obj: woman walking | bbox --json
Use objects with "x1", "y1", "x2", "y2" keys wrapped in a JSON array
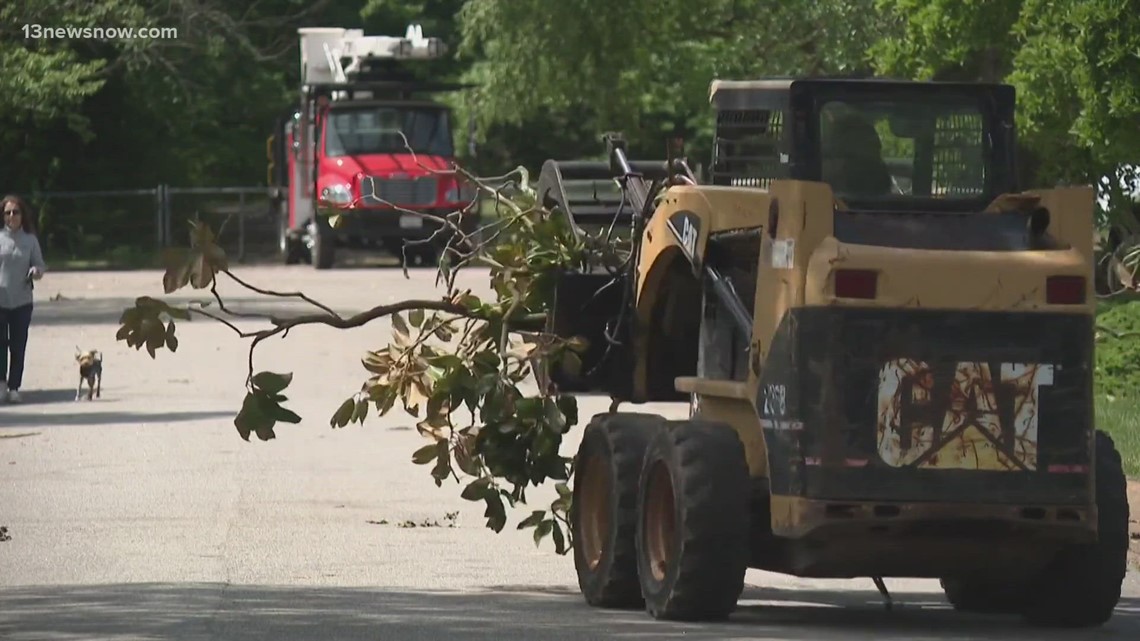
[{"x1": 0, "y1": 195, "x2": 46, "y2": 403}]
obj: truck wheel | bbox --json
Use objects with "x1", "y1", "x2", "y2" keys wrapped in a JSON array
[
  {"x1": 636, "y1": 419, "x2": 750, "y2": 621},
  {"x1": 940, "y1": 577, "x2": 1027, "y2": 614},
  {"x1": 311, "y1": 216, "x2": 335, "y2": 270},
  {"x1": 1020, "y1": 430, "x2": 1129, "y2": 628},
  {"x1": 280, "y1": 223, "x2": 303, "y2": 265},
  {"x1": 284, "y1": 238, "x2": 304, "y2": 265},
  {"x1": 572, "y1": 412, "x2": 666, "y2": 609}
]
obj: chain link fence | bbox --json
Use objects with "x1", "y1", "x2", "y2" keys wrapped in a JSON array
[
  {"x1": 23, "y1": 170, "x2": 653, "y2": 268},
  {"x1": 24, "y1": 185, "x2": 277, "y2": 267}
]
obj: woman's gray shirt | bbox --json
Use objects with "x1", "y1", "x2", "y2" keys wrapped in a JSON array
[{"x1": 0, "y1": 227, "x2": 47, "y2": 309}]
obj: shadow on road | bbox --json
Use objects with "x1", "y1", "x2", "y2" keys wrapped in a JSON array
[
  {"x1": 0, "y1": 410, "x2": 234, "y2": 428},
  {"x1": 28, "y1": 296, "x2": 361, "y2": 327},
  {"x1": 4, "y1": 389, "x2": 79, "y2": 405},
  {"x1": 0, "y1": 582, "x2": 1136, "y2": 641}
]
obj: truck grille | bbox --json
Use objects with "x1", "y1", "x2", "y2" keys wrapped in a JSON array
[{"x1": 361, "y1": 176, "x2": 438, "y2": 207}]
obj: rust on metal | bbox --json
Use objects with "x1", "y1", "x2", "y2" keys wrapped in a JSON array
[
  {"x1": 580, "y1": 453, "x2": 612, "y2": 570},
  {"x1": 644, "y1": 461, "x2": 676, "y2": 581}
]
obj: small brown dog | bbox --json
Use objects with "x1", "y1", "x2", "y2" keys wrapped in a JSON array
[{"x1": 75, "y1": 348, "x2": 102, "y2": 401}]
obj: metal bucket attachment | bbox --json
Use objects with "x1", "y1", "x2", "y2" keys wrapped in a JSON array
[
  {"x1": 541, "y1": 270, "x2": 633, "y2": 397},
  {"x1": 536, "y1": 159, "x2": 671, "y2": 235}
]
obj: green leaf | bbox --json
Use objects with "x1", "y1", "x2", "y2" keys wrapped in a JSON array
[
  {"x1": 545, "y1": 456, "x2": 571, "y2": 482},
  {"x1": 427, "y1": 353, "x2": 464, "y2": 369},
  {"x1": 374, "y1": 385, "x2": 398, "y2": 415},
  {"x1": 483, "y1": 492, "x2": 507, "y2": 532},
  {"x1": 461, "y1": 477, "x2": 492, "y2": 501},
  {"x1": 516, "y1": 509, "x2": 546, "y2": 529},
  {"x1": 434, "y1": 324, "x2": 453, "y2": 341},
  {"x1": 143, "y1": 317, "x2": 165, "y2": 358},
  {"x1": 252, "y1": 371, "x2": 292, "y2": 395},
  {"x1": 452, "y1": 290, "x2": 481, "y2": 311},
  {"x1": 351, "y1": 398, "x2": 370, "y2": 425},
  {"x1": 431, "y1": 441, "x2": 452, "y2": 486},
  {"x1": 274, "y1": 405, "x2": 302, "y2": 424},
  {"x1": 556, "y1": 395, "x2": 578, "y2": 426},
  {"x1": 425, "y1": 390, "x2": 448, "y2": 421},
  {"x1": 552, "y1": 521, "x2": 567, "y2": 554},
  {"x1": 409, "y1": 307, "x2": 425, "y2": 328},
  {"x1": 453, "y1": 432, "x2": 481, "y2": 476},
  {"x1": 543, "y1": 397, "x2": 566, "y2": 433},
  {"x1": 234, "y1": 391, "x2": 275, "y2": 442},
  {"x1": 533, "y1": 519, "x2": 554, "y2": 546},
  {"x1": 515, "y1": 397, "x2": 544, "y2": 420},
  {"x1": 412, "y1": 442, "x2": 441, "y2": 465},
  {"x1": 472, "y1": 350, "x2": 501, "y2": 373},
  {"x1": 560, "y1": 350, "x2": 582, "y2": 378},
  {"x1": 392, "y1": 312, "x2": 410, "y2": 337},
  {"x1": 161, "y1": 248, "x2": 192, "y2": 293},
  {"x1": 331, "y1": 397, "x2": 355, "y2": 428}
]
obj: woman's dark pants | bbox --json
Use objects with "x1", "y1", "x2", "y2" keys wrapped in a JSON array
[{"x1": 0, "y1": 303, "x2": 33, "y2": 391}]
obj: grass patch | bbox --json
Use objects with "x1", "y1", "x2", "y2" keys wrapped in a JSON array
[
  {"x1": 1095, "y1": 295, "x2": 1140, "y2": 398},
  {"x1": 45, "y1": 245, "x2": 163, "y2": 271},
  {"x1": 1096, "y1": 294, "x2": 1140, "y2": 477},
  {"x1": 1096, "y1": 395, "x2": 1140, "y2": 478}
]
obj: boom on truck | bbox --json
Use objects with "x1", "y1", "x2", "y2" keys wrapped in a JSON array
[{"x1": 267, "y1": 24, "x2": 479, "y2": 269}]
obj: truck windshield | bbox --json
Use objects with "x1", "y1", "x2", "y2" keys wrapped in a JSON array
[
  {"x1": 818, "y1": 97, "x2": 989, "y2": 202},
  {"x1": 324, "y1": 106, "x2": 453, "y2": 157}
]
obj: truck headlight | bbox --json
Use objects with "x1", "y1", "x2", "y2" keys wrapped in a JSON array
[{"x1": 321, "y1": 183, "x2": 353, "y2": 204}]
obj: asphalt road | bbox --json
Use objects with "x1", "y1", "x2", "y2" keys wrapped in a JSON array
[{"x1": 2, "y1": 264, "x2": 1138, "y2": 640}]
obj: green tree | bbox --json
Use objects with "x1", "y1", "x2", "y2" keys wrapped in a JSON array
[
  {"x1": 454, "y1": 0, "x2": 892, "y2": 167},
  {"x1": 870, "y1": 0, "x2": 1140, "y2": 222}
]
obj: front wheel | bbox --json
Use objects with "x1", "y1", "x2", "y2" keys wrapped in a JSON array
[
  {"x1": 279, "y1": 216, "x2": 303, "y2": 265},
  {"x1": 636, "y1": 419, "x2": 751, "y2": 621},
  {"x1": 571, "y1": 412, "x2": 665, "y2": 609},
  {"x1": 310, "y1": 216, "x2": 335, "y2": 270}
]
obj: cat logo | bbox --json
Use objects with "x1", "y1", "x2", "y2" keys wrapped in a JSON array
[
  {"x1": 667, "y1": 210, "x2": 700, "y2": 260},
  {"x1": 876, "y1": 359, "x2": 1056, "y2": 471}
]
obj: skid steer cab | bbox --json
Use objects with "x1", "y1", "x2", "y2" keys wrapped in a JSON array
[{"x1": 540, "y1": 78, "x2": 1129, "y2": 628}]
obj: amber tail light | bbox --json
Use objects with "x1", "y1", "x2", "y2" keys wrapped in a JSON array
[
  {"x1": 1046, "y1": 275, "x2": 1085, "y2": 305},
  {"x1": 834, "y1": 269, "x2": 878, "y2": 299}
]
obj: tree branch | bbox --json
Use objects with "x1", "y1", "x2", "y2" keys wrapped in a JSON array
[
  {"x1": 262, "y1": 299, "x2": 545, "y2": 333},
  {"x1": 221, "y1": 269, "x2": 340, "y2": 318}
]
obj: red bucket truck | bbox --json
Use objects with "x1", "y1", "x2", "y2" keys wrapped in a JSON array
[{"x1": 268, "y1": 25, "x2": 478, "y2": 269}]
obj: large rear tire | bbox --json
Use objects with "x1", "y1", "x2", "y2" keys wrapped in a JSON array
[
  {"x1": 1019, "y1": 430, "x2": 1129, "y2": 628},
  {"x1": 636, "y1": 419, "x2": 751, "y2": 621},
  {"x1": 940, "y1": 577, "x2": 1027, "y2": 614},
  {"x1": 571, "y1": 412, "x2": 665, "y2": 609}
]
